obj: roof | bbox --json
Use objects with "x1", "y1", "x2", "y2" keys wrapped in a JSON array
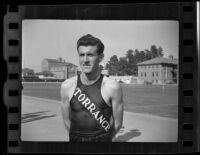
[
  {"x1": 136, "y1": 57, "x2": 178, "y2": 66},
  {"x1": 44, "y1": 58, "x2": 77, "y2": 67}
]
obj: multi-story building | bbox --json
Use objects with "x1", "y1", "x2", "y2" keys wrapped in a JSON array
[
  {"x1": 41, "y1": 58, "x2": 78, "y2": 79},
  {"x1": 137, "y1": 57, "x2": 178, "y2": 84}
]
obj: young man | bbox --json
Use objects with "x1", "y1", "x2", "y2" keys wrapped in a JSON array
[{"x1": 60, "y1": 34, "x2": 124, "y2": 142}]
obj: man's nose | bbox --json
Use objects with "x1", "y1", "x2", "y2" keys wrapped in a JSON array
[{"x1": 84, "y1": 55, "x2": 89, "y2": 62}]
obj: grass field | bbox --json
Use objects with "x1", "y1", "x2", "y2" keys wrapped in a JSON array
[{"x1": 22, "y1": 82, "x2": 178, "y2": 119}]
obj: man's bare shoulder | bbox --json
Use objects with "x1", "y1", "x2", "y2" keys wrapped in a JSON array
[
  {"x1": 61, "y1": 76, "x2": 77, "y2": 90},
  {"x1": 103, "y1": 76, "x2": 121, "y2": 91}
]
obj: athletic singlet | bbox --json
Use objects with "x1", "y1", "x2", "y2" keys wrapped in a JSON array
[{"x1": 69, "y1": 73, "x2": 113, "y2": 139}]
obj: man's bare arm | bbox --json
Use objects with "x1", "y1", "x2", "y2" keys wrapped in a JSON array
[
  {"x1": 110, "y1": 82, "x2": 124, "y2": 139},
  {"x1": 60, "y1": 81, "x2": 71, "y2": 133}
]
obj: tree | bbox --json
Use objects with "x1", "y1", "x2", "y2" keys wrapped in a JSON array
[
  {"x1": 150, "y1": 45, "x2": 164, "y2": 58},
  {"x1": 118, "y1": 57, "x2": 128, "y2": 75},
  {"x1": 126, "y1": 49, "x2": 134, "y2": 64},
  {"x1": 125, "y1": 49, "x2": 136, "y2": 75},
  {"x1": 145, "y1": 49, "x2": 153, "y2": 60},
  {"x1": 134, "y1": 49, "x2": 144, "y2": 64},
  {"x1": 138, "y1": 51, "x2": 146, "y2": 62},
  {"x1": 106, "y1": 45, "x2": 164, "y2": 76},
  {"x1": 150, "y1": 45, "x2": 158, "y2": 58},
  {"x1": 158, "y1": 46, "x2": 164, "y2": 57},
  {"x1": 106, "y1": 55, "x2": 119, "y2": 75}
]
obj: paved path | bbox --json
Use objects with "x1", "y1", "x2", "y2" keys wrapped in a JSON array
[{"x1": 21, "y1": 95, "x2": 178, "y2": 142}]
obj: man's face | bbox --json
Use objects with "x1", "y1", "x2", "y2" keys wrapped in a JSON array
[{"x1": 78, "y1": 45, "x2": 103, "y2": 74}]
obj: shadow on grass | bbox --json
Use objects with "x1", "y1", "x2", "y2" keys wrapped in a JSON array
[
  {"x1": 115, "y1": 127, "x2": 142, "y2": 142},
  {"x1": 22, "y1": 110, "x2": 57, "y2": 123}
]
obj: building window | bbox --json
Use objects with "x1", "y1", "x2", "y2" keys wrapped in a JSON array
[
  {"x1": 141, "y1": 72, "x2": 143, "y2": 77},
  {"x1": 144, "y1": 72, "x2": 146, "y2": 77},
  {"x1": 152, "y1": 72, "x2": 154, "y2": 77},
  {"x1": 156, "y1": 72, "x2": 158, "y2": 76}
]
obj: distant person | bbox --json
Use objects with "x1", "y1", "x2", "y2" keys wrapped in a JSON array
[{"x1": 60, "y1": 34, "x2": 124, "y2": 142}]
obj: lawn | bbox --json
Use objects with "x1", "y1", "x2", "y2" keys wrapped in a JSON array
[{"x1": 22, "y1": 82, "x2": 178, "y2": 119}]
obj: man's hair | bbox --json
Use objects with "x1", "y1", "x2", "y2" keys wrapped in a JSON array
[{"x1": 77, "y1": 34, "x2": 104, "y2": 55}]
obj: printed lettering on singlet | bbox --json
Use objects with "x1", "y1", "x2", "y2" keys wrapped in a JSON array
[{"x1": 73, "y1": 87, "x2": 111, "y2": 132}]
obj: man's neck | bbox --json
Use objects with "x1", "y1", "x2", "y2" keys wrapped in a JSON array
[{"x1": 80, "y1": 69, "x2": 101, "y2": 85}]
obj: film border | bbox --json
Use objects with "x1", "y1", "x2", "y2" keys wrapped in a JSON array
[
  {"x1": 3, "y1": 2, "x2": 199, "y2": 153},
  {"x1": 181, "y1": 3, "x2": 198, "y2": 152}
]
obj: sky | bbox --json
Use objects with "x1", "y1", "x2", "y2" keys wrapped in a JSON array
[{"x1": 22, "y1": 20, "x2": 179, "y2": 72}]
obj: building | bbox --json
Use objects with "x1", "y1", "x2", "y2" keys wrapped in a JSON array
[
  {"x1": 41, "y1": 58, "x2": 78, "y2": 79},
  {"x1": 137, "y1": 57, "x2": 178, "y2": 84},
  {"x1": 22, "y1": 68, "x2": 34, "y2": 77}
]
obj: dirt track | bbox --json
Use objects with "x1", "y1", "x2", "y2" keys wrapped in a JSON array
[{"x1": 21, "y1": 95, "x2": 178, "y2": 142}]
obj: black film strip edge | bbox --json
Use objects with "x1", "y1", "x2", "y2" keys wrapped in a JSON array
[
  {"x1": 181, "y1": 2, "x2": 197, "y2": 152},
  {"x1": 3, "y1": 2, "x2": 199, "y2": 153},
  {"x1": 4, "y1": 5, "x2": 21, "y2": 153}
]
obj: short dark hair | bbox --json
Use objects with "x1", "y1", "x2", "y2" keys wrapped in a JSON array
[{"x1": 77, "y1": 34, "x2": 104, "y2": 55}]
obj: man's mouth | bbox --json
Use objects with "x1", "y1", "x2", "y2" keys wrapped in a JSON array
[{"x1": 83, "y1": 64, "x2": 91, "y2": 67}]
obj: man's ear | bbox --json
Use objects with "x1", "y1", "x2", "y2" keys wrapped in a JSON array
[{"x1": 99, "y1": 53, "x2": 104, "y2": 62}]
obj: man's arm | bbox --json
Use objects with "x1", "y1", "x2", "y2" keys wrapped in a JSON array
[
  {"x1": 60, "y1": 81, "x2": 71, "y2": 133},
  {"x1": 110, "y1": 81, "x2": 124, "y2": 139}
]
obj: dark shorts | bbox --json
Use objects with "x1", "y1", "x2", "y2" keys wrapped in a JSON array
[{"x1": 69, "y1": 132, "x2": 112, "y2": 142}]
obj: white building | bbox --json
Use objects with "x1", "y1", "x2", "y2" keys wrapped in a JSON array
[
  {"x1": 41, "y1": 58, "x2": 78, "y2": 79},
  {"x1": 137, "y1": 57, "x2": 178, "y2": 84}
]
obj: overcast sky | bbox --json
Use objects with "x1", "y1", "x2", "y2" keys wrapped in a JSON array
[{"x1": 22, "y1": 20, "x2": 179, "y2": 72}]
